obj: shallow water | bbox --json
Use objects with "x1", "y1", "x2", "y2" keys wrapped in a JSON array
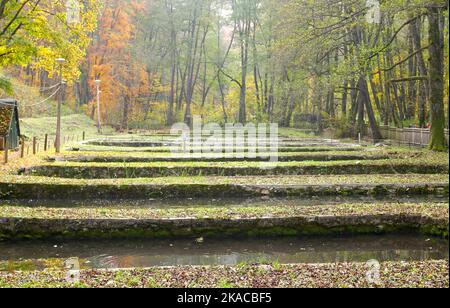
[{"x1": 0, "y1": 235, "x2": 448, "y2": 269}]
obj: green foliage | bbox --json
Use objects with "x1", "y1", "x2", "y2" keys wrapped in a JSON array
[
  {"x1": 0, "y1": 74, "x2": 12, "y2": 96},
  {"x1": 1, "y1": 0, "x2": 101, "y2": 82},
  {"x1": 328, "y1": 118, "x2": 356, "y2": 139}
]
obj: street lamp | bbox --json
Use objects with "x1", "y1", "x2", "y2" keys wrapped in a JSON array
[
  {"x1": 55, "y1": 58, "x2": 66, "y2": 153},
  {"x1": 95, "y1": 79, "x2": 102, "y2": 134}
]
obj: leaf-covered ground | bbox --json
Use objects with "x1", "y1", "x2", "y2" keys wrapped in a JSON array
[
  {"x1": 49, "y1": 151, "x2": 395, "y2": 163},
  {"x1": 23, "y1": 158, "x2": 449, "y2": 179},
  {"x1": 29, "y1": 156, "x2": 450, "y2": 168},
  {"x1": 0, "y1": 202, "x2": 447, "y2": 220},
  {"x1": 0, "y1": 261, "x2": 447, "y2": 288},
  {"x1": 2, "y1": 173, "x2": 448, "y2": 186},
  {"x1": 68, "y1": 144, "x2": 365, "y2": 153}
]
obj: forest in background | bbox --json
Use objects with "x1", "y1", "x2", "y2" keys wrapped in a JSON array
[{"x1": 1, "y1": 0, "x2": 449, "y2": 150}]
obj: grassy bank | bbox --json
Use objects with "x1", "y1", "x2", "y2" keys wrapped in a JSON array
[{"x1": 20, "y1": 114, "x2": 114, "y2": 140}]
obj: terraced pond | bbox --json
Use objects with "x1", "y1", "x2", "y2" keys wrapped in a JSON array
[
  {"x1": 0, "y1": 133, "x2": 448, "y2": 287},
  {"x1": 1, "y1": 235, "x2": 448, "y2": 269}
]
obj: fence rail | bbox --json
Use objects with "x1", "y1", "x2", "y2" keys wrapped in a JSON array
[
  {"x1": 1, "y1": 132, "x2": 86, "y2": 164},
  {"x1": 377, "y1": 125, "x2": 449, "y2": 146}
]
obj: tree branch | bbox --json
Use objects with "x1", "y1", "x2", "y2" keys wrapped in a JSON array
[
  {"x1": 368, "y1": 14, "x2": 425, "y2": 60},
  {"x1": 373, "y1": 45, "x2": 430, "y2": 75},
  {"x1": 389, "y1": 76, "x2": 428, "y2": 83},
  {"x1": 219, "y1": 67, "x2": 242, "y2": 88}
]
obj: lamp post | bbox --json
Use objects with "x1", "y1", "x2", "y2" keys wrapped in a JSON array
[
  {"x1": 55, "y1": 58, "x2": 66, "y2": 153},
  {"x1": 95, "y1": 79, "x2": 102, "y2": 134}
]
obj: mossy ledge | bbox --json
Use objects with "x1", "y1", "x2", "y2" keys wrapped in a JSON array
[
  {"x1": 0, "y1": 215, "x2": 448, "y2": 240},
  {"x1": 86, "y1": 141, "x2": 168, "y2": 147},
  {"x1": 69, "y1": 146, "x2": 363, "y2": 153},
  {"x1": 85, "y1": 141, "x2": 353, "y2": 148},
  {"x1": 48, "y1": 154, "x2": 392, "y2": 163},
  {"x1": 24, "y1": 163, "x2": 450, "y2": 178},
  {"x1": 0, "y1": 182, "x2": 448, "y2": 200}
]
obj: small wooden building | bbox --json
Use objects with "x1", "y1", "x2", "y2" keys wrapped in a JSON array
[{"x1": 0, "y1": 99, "x2": 21, "y2": 150}]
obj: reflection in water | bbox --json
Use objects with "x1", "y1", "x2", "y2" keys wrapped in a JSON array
[{"x1": 0, "y1": 235, "x2": 448, "y2": 269}]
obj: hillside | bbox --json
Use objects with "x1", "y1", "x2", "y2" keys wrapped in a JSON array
[{"x1": 19, "y1": 114, "x2": 113, "y2": 140}]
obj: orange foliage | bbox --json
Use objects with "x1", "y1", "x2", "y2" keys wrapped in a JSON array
[{"x1": 87, "y1": 0, "x2": 151, "y2": 129}]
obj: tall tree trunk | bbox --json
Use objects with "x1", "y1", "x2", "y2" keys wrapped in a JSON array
[
  {"x1": 342, "y1": 81, "x2": 348, "y2": 118},
  {"x1": 167, "y1": 2, "x2": 176, "y2": 126},
  {"x1": 358, "y1": 76, "x2": 383, "y2": 140},
  {"x1": 238, "y1": 21, "x2": 250, "y2": 124},
  {"x1": 410, "y1": 17, "x2": 429, "y2": 127},
  {"x1": 407, "y1": 34, "x2": 417, "y2": 119},
  {"x1": 428, "y1": 5, "x2": 447, "y2": 150},
  {"x1": 217, "y1": 73, "x2": 228, "y2": 123},
  {"x1": 376, "y1": 55, "x2": 387, "y2": 125},
  {"x1": 122, "y1": 97, "x2": 129, "y2": 131},
  {"x1": 284, "y1": 92, "x2": 296, "y2": 127},
  {"x1": 317, "y1": 93, "x2": 323, "y2": 133}
]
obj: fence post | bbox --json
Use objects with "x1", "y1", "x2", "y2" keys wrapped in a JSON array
[
  {"x1": 44, "y1": 134, "x2": 48, "y2": 151},
  {"x1": 20, "y1": 139, "x2": 25, "y2": 158},
  {"x1": 33, "y1": 137, "x2": 37, "y2": 155},
  {"x1": 82, "y1": 131, "x2": 85, "y2": 141},
  {"x1": 3, "y1": 138, "x2": 8, "y2": 164}
]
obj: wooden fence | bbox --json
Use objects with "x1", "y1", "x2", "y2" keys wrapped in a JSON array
[
  {"x1": 1, "y1": 132, "x2": 86, "y2": 164},
  {"x1": 377, "y1": 125, "x2": 449, "y2": 147}
]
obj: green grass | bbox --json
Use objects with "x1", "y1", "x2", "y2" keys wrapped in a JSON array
[
  {"x1": 2, "y1": 174, "x2": 447, "y2": 200},
  {"x1": 0, "y1": 202, "x2": 447, "y2": 220},
  {"x1": 51, "y1": 146, "x2": 428, "y2": 161},
  {"x1": 34, "y1": 156, "x2": 449, "y2": 168},
  {"x1": 1, "y1": 71, "x2": 73, "y2": 117},
  {"x1": 2, "y1": 173, "x2": 449, "y2": 186},
  {"x1": 48, "y1": 152, "x2": 394, "y2": 163},
  {"x1": 23, "y1": 153, "x2": 449, "y2": 178},
  {"x1": 0, "y1": 202, "x2": 447, "y2": 239},
  {"x1": 20, "y1": 114, "x2": 114, "y2": 140},
  {"x1": 279, "y1": 127, "x2": 318, "y2": 138},
  {"x1": 68, "y1": 145, "x2": 365, "y2": 153}
]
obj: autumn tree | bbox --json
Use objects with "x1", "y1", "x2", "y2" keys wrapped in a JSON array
[
  {"x1": 1, "y1": 1, "x2": 100, "y2": 91},
  {"x1": 86, "y1": 0, "x2": 154, "y2": 129}
]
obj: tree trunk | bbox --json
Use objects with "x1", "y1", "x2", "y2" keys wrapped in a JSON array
[
  {"x1": 428, "y1": 5, "x2": 447, "y2": 150},
  {"x1": 410, "y1": 17, "x2": 429, "y2": 127},
  {"x1": 342, "y1": 80, "x2": 348, "y2": 118},
  {"x1": 122, "y1": 97, "x2": 129, "y2": 131},
  {"x1": 167, "y1": 4, "x2": 176, "y2": 126},
  {"x1": 358, "y1": 76, "x2": 383, "y2": 140}
]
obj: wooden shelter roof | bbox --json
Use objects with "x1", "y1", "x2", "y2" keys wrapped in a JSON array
[{"x1": 0, "y1": 99, "x2": 18, "y2": 136}]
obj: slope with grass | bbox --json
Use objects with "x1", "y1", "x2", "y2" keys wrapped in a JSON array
[{"x1": 20, "y1": 114, "x2": 114, "y2": 140}]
